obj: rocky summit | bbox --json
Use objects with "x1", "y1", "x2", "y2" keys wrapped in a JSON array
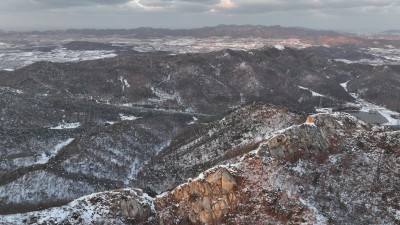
[{"x1": 1, "y1": 111, "x2": 398, "y2": 225}]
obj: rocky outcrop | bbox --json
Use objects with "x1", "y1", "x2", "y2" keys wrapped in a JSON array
[
  {"x1": 156, "y1": 168, "x2": 238, "y2": 224},
  {"x1": 0, "y1": 189, "x2": 155, "y2": 225},
  {"x1": 138, "y1": 103, "x2": 300, "y2": 194},
  {"x1": 260, "y1": 113, "x2": 357, "y2": 161}
]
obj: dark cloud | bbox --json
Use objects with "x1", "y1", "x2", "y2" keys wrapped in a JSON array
[
  {"x1": 0, "y1": 0, "x2": 399, "y2": 31},
  {"x1": 31, "y1": 0, "x2": 130, "y2": 8},
  {"x1": 217, "y1": 0, "x2": 398, "y2": 14}
]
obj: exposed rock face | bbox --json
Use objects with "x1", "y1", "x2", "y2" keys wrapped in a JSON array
[
  {"x1": 261, "y1": 114, "x2": 351, "y2": 161},
  {"x1": 119, "y1": 189, "x2": 153, "y2": 223},
  {"x1": 156, "y1": 168, "x2": 238, "y2": 224}
]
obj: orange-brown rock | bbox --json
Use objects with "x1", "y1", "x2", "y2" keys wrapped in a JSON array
[{"x1": 156, "y1": 168, "x2": 238, "y2": 224}]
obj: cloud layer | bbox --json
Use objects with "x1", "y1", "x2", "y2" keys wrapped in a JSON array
[{"x1": 0, "y1": 0, "x2": 399, "y2": 31}]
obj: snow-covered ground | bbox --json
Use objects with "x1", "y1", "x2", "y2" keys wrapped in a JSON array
[
  {"x1": 340, "y1": 81, "x2": 349, "y2": 92},
  {"x1": 298, "y1": 86, "x2": 324, "y2": 97},
  {"x1": 119, "y1": 114, "x2": 140, "y2": 121},
  {"x1": 0, "y1": 47, "x2": 117, "y2": 70},
  {"x1": 0, "y1": 36, "x2": 314, "y2": 70},
  {"x1": 48, "y1": 121, "x2": 81, "y2": 129},
  {"x1": 340, "y1": 81, "x2": 400, "y2": 126},
  {"x1": 36, "y1": 138, "x2": 74, "y2": 164},
  {"x1": 274, "y1": 44, "x2": 285, "y2": 50},
  {"x1": 0, "y1": 188, "x2": 153, "y2": 225},
  {"x1": 335, "y1": 47, "x2": 400, "y2": 65},
  {"x1": 347, "y1": 95, "x2": 400, "y2": 126}
]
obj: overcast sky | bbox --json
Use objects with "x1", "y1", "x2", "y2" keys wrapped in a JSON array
[{"x1": 0, "y1": 0, "x2": 399, "y2": 32}]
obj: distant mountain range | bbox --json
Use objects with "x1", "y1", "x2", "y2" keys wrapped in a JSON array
[
  {"x1": 1, "y1": 25, "x2": 341, "y2": 38},
  {"x1": 380, "y1": 29, "x2": 400, "y2": 34}
]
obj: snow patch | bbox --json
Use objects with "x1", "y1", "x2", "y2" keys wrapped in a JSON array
[
  {"x1": 1, "y1": 68, "x2": 14, "y2": 71},
  {"x1": 119, "y1": 114, "x2": 140, "y2": 121},
  {"x1": 315, "y1": 108, "x2": 333, "y2": 113},
  {"x1": 291, "y1": 160, "x2": 305, "y2": 175},
  {"x1": 188, "y1": 116, "x2": 198, "y2": 125},
  {"x1": 298, "y1": 86, "x2": 324, "y2": 97},
  {"x1": 0, "y1": 86, "x2": 24, "y2": 94},
  {"x1": 274, "y1": 45, "x2": 285, "y2": 50},
  {"x1": 340, "y1": 81, "x2": 349, "y2": 92},
  {"x1": 37, "y1": 138, "x2": 74, "y2": 164},
  {"x1": 0, "y1": 47, "x2": 117, "y2": 70},
  {"x1": 49, "y1": 122, "x2": 81, "y2": 129},
  {"x1": 118, "y1": 76, "x2": 130, "y2": 92},
  {"x1": 299, "y1": 198, "x2": 328, "y2": 225},
  {"x1": 150, "y1": 86, "x2": 182, "y2": 103},
  {"x1": 125, "y1": 158, "x2": 139, "y2": 183}
]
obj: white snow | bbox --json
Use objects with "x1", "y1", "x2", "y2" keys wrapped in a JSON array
[
  {"x1": 49, "y1": 122, "x2": 81, "y2": 129},
  {"x1": 239, "y1": 62, "x2": 248, "y2": 69},
  {"x1": 119, "y1": 113, "x2": 140, "y2": 121},
  {"x1": 291, "y1": 160, "x2": 305, "y2": 175},
  {"x1": 315, "y1": 108, "x2": 333, "y2": 113},
  {"x1": 141, "y1": 193, "x2": 156, "y2": 212},
  {"x1": 335, "y1": 47, "x2": 400, "y2": 65},
  {"x1": 196, "y1": 172, "x2": 205, "y2": 180},
  {"x1": 1, "y1": 68, "x2": 14, "y2": 71},
  {"x1": 337, "y1": 76, "x2": 400, "y2": 125},
  {"x1": 348, "y1": 93, "x2": 400, "y2": 126},
  {"x1": 299, "y1": 198, "x2": 328, "y2": 225},
  {"x1": 0, "y1": 189, "x2": 147, "y2": 224},
  {"x1": 340, "y1": 81, "x2": 349, "y2": 92},
  {"x1": 36, "y1": 138, "x2": 74, "y2": 164},
  {"x1": 391, "y1": 207, "x2": 400, "y2": 220},
  {"x1": 0, "y1": 86, "x2": 24, "y2": 94},
  {"x1": 150, "y1": 86, "x2": 182, "y2": 103},
  {"x1": 0, "y1": 47, "x2": 117, "y2": 70},
  {"x1": 298, "y1": 86, "x2": 324, "y2": 97},
  {"x1": 118, "y1": 76, "x2": 130, "y2": 92},
  {"x1": 188, "y1": 116, "x2": 198, "y2": 125},
  {"x1": 274, "y1": 44, "x2": 285, "y2": 50},
  {"x1": 125, "y1": 158, "x2": 139, "y2": 184}
]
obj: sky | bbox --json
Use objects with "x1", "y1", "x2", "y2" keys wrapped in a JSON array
[{"x1": 0, "y1": 0, "x2": 399, "y2": 32}]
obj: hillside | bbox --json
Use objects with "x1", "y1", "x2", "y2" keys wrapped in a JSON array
[
  {"x1": 1, "y1": 112, "x2": 398, "y2": 224},
  {"x1": 0, "y1": 46, "x2": 400, "y2": 220}
]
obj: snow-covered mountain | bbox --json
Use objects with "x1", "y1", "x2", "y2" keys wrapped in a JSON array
[
  {"x1": 1, "y1": 112, "x2": 398, "y2": 224},
  {"x1": 0, "y1": 29, "x2": 400, "y2": 224}
]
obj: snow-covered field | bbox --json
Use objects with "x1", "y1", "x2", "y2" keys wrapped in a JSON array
[
  {"x1": 0, "y1": 37, "x2": 313, "y2": 70},
  {"x1": 0, "y1": 47, "x2": 116, "y2": 71},
  {"x1": 335, "y1": 46, "x2": 400, "y2": 65}
]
